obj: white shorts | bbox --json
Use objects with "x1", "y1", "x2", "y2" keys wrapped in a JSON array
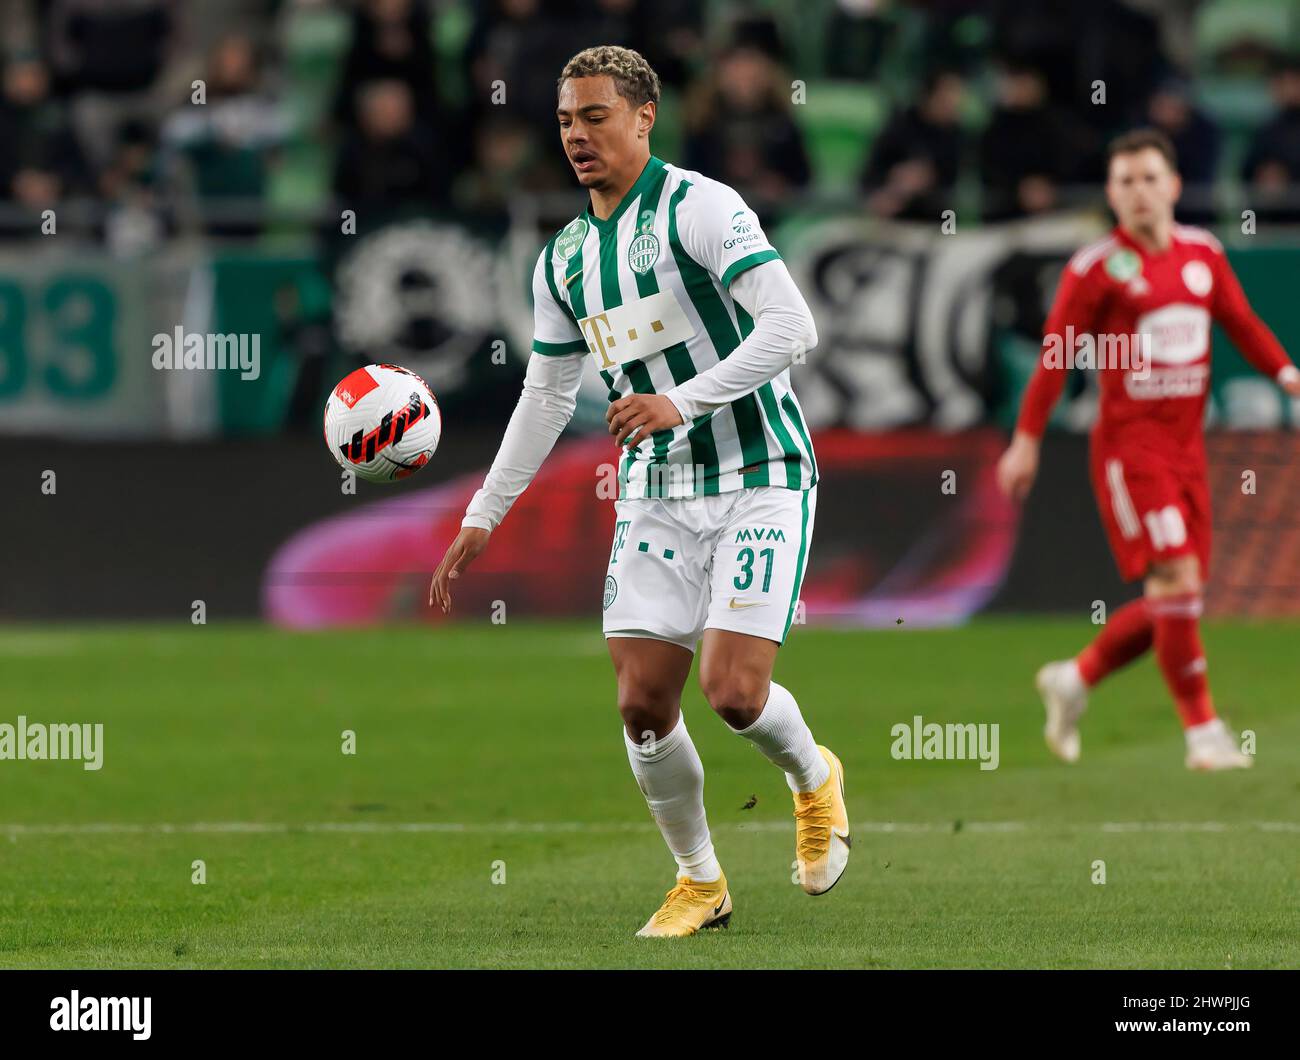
[{"x1": 602, "y1": 485, "x2": 816, "y2": 652}]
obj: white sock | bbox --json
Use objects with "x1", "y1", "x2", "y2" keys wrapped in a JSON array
[
  {"x1": 1059, "y1": 659, "x2": 1086, "y2": 697},
  {"x1": 624, "y1": 714, "x2": 721, "y2": 883},
  {"x1": 730, "y1": 681, "x2": 829, "y2": 793},
  {"x1": 1185, "y1": 717, "x2": 1226, "y2": 746}
]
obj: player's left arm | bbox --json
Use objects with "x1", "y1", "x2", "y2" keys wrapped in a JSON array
[
  {"x1": 1211, "y1": 249, "x2": 1300, "y2": 396},
  {"x1": 606, "y1": 186, "x2": 816, "y2": 446},
  {"x1": 669, "y1": 258, "x2": 815, "y2": 408}
]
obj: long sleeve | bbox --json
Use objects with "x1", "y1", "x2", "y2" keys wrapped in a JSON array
[
  {"x1": 1016, "y1": 257, "x2": 1107, "y2": 439},
  {"x1": 461, "y1": 352, "x2": 585, "y2": 531},
  {"x1": 1211, "y1": 251, "x2": 1295, "y2": 382},
  {"x1": 662, "y1": 260, "x2": 817, "y2": 422}
]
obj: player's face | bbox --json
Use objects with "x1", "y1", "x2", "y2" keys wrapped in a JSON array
[
  {"x1": 557, "y1": 76, "x2": 653, "y2": 191},
  {"x1": 1106, "y1": 148, "x2": 1181, "y2": 232}
]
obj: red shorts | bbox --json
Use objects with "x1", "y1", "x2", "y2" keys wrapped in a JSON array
[{"x1": 1089, "y1": 446, "x2": 1211, "y2": 582}]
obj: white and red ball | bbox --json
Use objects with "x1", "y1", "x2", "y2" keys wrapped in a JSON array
[{"x1": 323, "y1": 364, "x2": 441, "y2": 483}]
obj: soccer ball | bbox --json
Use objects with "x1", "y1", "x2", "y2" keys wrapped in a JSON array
[{"x1": 323, "y1": 363, "x2": 442, "y2": 483}]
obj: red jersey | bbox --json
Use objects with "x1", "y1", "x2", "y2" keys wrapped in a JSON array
[{"x1": 1016, "y1": 224, "x2": 1293, "y2": 456}]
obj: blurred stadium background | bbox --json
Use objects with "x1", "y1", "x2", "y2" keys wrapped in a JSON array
[
  {"x1": 5, "y1": 0, "x2": 1300, "y2": 974},
  {"x1": 4, "y1": 0, "x2": 1300, "y2": 626}
]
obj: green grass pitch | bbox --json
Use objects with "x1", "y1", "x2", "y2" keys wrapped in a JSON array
[{"x1": 0, "y1": 619, "x2": 1295, "y2": 969}]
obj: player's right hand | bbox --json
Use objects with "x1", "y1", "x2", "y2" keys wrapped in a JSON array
[
  {"x1": 996, "y1": 432, "x2": 1040, "y2": 502},
  {"x1": 429, "y1": 527, "x2": 490, "y2": 614}
]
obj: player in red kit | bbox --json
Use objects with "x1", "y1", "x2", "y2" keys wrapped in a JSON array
[{"x1": 997, "y1": 129, "x2": 1300, "y2": 771}]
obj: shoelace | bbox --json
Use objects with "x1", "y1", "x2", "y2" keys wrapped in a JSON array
[
  {"x1": 793, "y1": 791, "x2": 833, "y2": 862},
  {"x1": 653, "y1": 881, "x2": 712, "y2": 923}
]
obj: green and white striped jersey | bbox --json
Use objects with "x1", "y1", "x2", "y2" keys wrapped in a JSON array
[{"x1": 530, "y1": 155, "x2": 818, "y2": 499}]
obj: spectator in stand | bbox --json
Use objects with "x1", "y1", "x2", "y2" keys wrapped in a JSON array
[
  {"x1": 333, "y1": 79, "x2": 449, "y2": 227},
  {"x1": 682, "y1": 44, "x2": 810, "y2": 213},
  {"x1": 627, "y1": 0, "x2": 705, "y2": 90},
  {"x1": 978, "y1": 59, "x2": 1084, "y2": 220},
  {"x1": 42, "y1": 0, "x2": 179, "y2": 171},
  {"x1": 161, "y1": 34, "x2": 289, "y2": 237},
  {"x1": 574, "y1": 0, "x2": 638, "y2": 49},
  {"x1": 1242, "y1": 59, "x2": 1300, "y2": 225},
  {"x1": 824, "y1": 0, "x2": 896, "y2": 80},
  {"x1": 464, "y1": 0, "x2": 579, "y2": 130},
  {"x1": 861, "y1": 69, "x2": 967, "y2": 221},
  {"x1": 987, "y1": 0, "x2": 1166, "y2": 138},
  {"x1": 333, "y1": 0, "x2": 440, "y2": 130},
  {"x1": 724, "y1": 7, "x2": 787, "y2": 64},
  {"x1": 1144, "y1": 77, "x2": 1219, "y2": 223},
  {"x1": 0, "y1": 55, "x2": 91, "y2": 232},
  {"x1": 459, "y1": 113, "x2": 571, "y2": 219},
  {"x1": 98, "y1": 118, "x2": 168, "y2": 257}
]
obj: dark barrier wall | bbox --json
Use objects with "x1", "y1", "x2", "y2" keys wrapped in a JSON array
[
  {"x1": 5, "y1": 431, "x2": 1293, "y2": 622},
  {"x1": 986, "y1": 433, "x2": 1134, "y2": 615},
  {"x1": 1, "y1": 433, "x2": 506, "y2": 622},
  {"x1": 0, "y1": 429, "x2": 1083, "y2": 623}
]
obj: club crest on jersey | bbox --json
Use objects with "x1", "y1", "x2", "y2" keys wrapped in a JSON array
[
  {"x1": 555, "y1": 217, "x2": 588, "y2": 261},
  {"x1": 1182, "y1": 260, "x2": 1213, "y2": 297},
  {"x1": 628, "y1": 209, "x2": 660, "y2": 275},
  {"x1": 1105, "y1": 249, "x2": 1142, "y2": 282}
]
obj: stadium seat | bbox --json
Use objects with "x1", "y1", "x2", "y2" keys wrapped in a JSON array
[
  {"x1": 1195, "y1": 76, "x2": 1276, "y2": 132},
  {"x1": 794, "y1": 81, "x2": 886, "y2": 194},
  {"x1": 281, "y1": 4, "x2": 351, "y2": 130},
  {"x1": 652, "y1": 86, "x2": 685, "y2": 165},
  {"x1": 1195, "y1": 0, "x2": 1300, "y2": 74},
  {"x1": 265, "y1": 139, "x2": 334, "y2": 237}
]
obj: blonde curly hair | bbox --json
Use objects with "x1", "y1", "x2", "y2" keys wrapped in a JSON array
[{"x1": 558, "y1": 45, "x2": 661, "y2": 107}]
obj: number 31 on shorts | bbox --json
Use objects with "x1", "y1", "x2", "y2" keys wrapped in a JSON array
[{"x1": 734, "y1": 546, "x2": 776, "y2": 593}]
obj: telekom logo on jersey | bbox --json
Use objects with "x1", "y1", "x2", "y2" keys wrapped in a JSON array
[
  {"x1": 1134, "y1": 304, "x2": 1212, "y2": 365},
  {"x1": 578, "y1": 290, "x2": 694, "y2": 370},
  {"x1": 1044, "y1": 304, "x2": 1212, "y2": 392}
]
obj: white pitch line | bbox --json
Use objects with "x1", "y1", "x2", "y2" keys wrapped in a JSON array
[{"x1": 2, "y1": 821, "x2": 1298, "y2": 837}]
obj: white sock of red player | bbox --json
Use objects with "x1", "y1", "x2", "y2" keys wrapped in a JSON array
[
  {"x1": 623, "y1": 714, "x2": 721, "y2": 883},
  {"x1": 728, "y1": 681, "x2": 829, "y2": 793}
]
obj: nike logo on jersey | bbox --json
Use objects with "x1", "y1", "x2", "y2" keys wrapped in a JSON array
[
  {"x1": 564, "y1": 268, "x2": 583, "y2": 288},
  {"x1": 728, "y1": 598, "x2": 767, "y2": 610}
]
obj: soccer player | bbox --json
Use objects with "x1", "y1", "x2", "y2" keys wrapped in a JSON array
[
  {"x1": 997, "y1": 128, "x2": 1300, "y2": 771},
  {"x1": 428, "y1": 46, "x2": 848, "y2": 935}
]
